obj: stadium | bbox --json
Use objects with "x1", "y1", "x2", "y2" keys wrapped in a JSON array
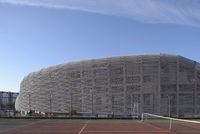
[{"x1": 15, "y1": 54, "x2": 200, "y2": 118}]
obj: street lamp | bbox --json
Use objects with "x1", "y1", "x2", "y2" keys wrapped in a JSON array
[
  {"x1": 131, "y1": 94, "x2": 133, "y2": 116},
  {"x1": 49, "y1": 90, "x2": 52, "y2": 118},
  {"x1": 166, "y1": 94, "x2": 171, "y2": 117},
  {"x1": 166, "y1": 94, "x2": 172, "y2": 131},
  {"x1": 70, "y1": 93, "x2": 72, "y2": 115},
  {"x1": 111, "y1": 95, "x2": 114, "y2": 118},
  {"x1": 91, "y1": 90, "x2": 94, "y2": 114},
  {"x1": 28, "y1": 93, "x2": 31, "y2": 117},
  {"x1": 70, "y1": 93, "x2": 72, "y2": 111}
]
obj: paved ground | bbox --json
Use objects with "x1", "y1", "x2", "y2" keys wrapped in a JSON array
[{"x1": 0, "y1": 119, "x2": 199, "y2": 134}]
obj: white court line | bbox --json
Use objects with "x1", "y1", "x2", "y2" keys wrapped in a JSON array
[
  {"x1": 83, "y1": 131, "x2": 170, "y2": 133},
  {"x1": 78, "y1": 121, "x2": 89, "y2": 134},
  {"x1": 0, "y1": 120, "x2": 46, "y2": 133},
  {"x1": 144, "y1": 122, "x2": 169, "y2": 132}
]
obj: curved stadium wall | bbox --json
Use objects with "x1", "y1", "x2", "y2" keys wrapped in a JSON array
[{"x1": 15, "y1": 54, "x2": 200, "y2": 117}]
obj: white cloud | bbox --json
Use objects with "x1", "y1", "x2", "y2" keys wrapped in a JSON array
[{"x1": 1, "y1": 0, "x2": 200, "y2": 27}]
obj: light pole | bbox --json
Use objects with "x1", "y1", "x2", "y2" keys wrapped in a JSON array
[
  {"x1": 28, "y1": 93, "x2": 31, "y2": 117},
  {"x1": 166, "y1": 94, "x2": 172, "y2": 131},
  {"x1": 112, "y1": 95, "x2": 114, "y2": 118},
  {"x1": 91, "y1": 91, "x2": 94, "y2": 114},
  {"x1": 70, "y1": 93, "x2": 72, "y2": 118},
  {"x1": 49, "y1": 90, "x2": 52, "y2": 118},
  {"x1": 167, "y1": 94, "x2": 171, "y2": 117},
  {"x1": 131, "y1": 94, "x2": 133, "y2": 116}
]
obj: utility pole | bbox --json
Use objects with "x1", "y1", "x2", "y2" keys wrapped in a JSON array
[
  {"x1": 49, "y1": 90, "x2": 52, "y2": 119},
  {"x1": 167, "y1": 94, "x2": 172, "y2": 131},
  {"x1": 28, "y1": 93, "x2": 31, "y2": 117},
  {"x1": 0, "y1": 92, "x2": 2, "y2": 117},
  {"x1": 90, "y1": 88, "x2": 94, "y2": 115},
  {"x1": 91, "y1": 91, "x2": 94, "y2": 114},
  {"x1": 8, "y1": 92, "x2": 11, "y2": 117},
  {"x1": 70, "y1": 93, "x2": 72, "y2": 118},
  {"x1": 167, "y1": 94, "x2": 171, "y2": 117},
  {"x1": 70, "y1": 93, "x2": 72, "y2": 111},
  {"x1": 131, "y1": 94, "x2": 133, "y2": 116},
  {"x1": 112, "y1": 95, "x2": 114, "y2": 118}
]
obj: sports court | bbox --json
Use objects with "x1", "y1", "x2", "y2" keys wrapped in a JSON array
[{"x1": 0, "y1": 114, "x2": 200, "y2": 134}]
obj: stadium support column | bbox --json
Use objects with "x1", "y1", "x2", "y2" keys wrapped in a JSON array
[
  {"x1": 108, "y1": 62, "x2": 112, "y2": 116},
  {"x1": 8, "y1": 92, "x2": 11, "y2": 117},
  {"x1": 123, "y1": 60, "x2": 126, "y2": 115},
  {"x1": 80, "y1": 64, "x2": 83, "y2": 113},
  {"x1": 89, "y1": 88, "x2": 94, "y2": 114},
  {"x1": 92, "y1": 60, "x2": 95, "y2": 115},
  {"x1": 158, "y1": 55, "x2": 161, "y2": 115},
  {"x1": 167, "y1": 94, "x2": 171, "y2": 117},
  {"x1": 176, "y1": 56, "x2": 180, "y2": 117},
  {"x1": 0, "y1": 92, "x2": 2, "y2": 117},
  {"x1": 140, "y1": 56, "x2": 143, "y2": 115},
  {"x1": 92, "y1": 91, "x2": 94, "y2": 114},
  {"x1": 131, "y1": 94, "x2": 133, "y2": 117},
  {"x1": 28, "y1": 93, "x2": 31, "y2": 117},
  {"x1": 49, "y1": 90, "x2": 52, "y2": 118},
  {"x1": 70, "y1": 93, "x2": 72, "y2": 113},
  {"x1": 111, "y1": 95, "x2": 114, "y2": 117},
  {"x1": 194, "y1": 62, "x2": 197, "y2": 117}
]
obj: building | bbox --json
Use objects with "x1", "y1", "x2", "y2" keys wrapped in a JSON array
[
  {"x1": 15, "y1": 54, "x2": 200, "y2": 117},
  {"x1": 0, "y1": 91, "x2": 19, "y2": 117}
]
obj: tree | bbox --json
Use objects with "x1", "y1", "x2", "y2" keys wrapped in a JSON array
[{"x1": 69, "y1": 109, "x2": 77, "y2": 118}]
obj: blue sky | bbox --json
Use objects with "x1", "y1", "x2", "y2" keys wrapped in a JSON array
[{"x1": 0, "y1": 0, "x2": 200, "y2": 92}]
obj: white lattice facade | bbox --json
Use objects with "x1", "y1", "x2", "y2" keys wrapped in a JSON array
[{"x1": 15, "y1": 54, "x2": 200, "y2": 117}]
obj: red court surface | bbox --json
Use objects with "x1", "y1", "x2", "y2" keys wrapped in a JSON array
[{"x1": 0, "y1": 119, "x2": 199, "y2": 134}]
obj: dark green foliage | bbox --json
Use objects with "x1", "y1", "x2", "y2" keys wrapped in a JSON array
[{"x1": 69, "y1": 109, "x2": 77, "y2": 117}]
